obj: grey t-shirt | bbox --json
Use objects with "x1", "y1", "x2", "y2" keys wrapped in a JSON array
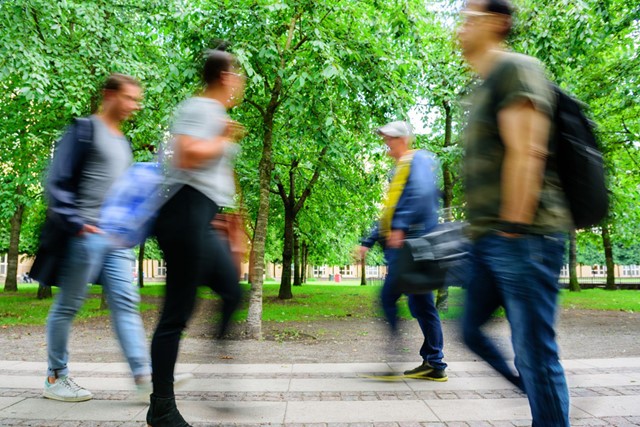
[
  {"x1": 167, "y1": 97, "x2": 239, "y2": 207},
  {"x1": 76, "y1": 115, "x2": 133, "y2": 224}
]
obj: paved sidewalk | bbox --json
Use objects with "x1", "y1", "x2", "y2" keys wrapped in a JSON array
[{"x1": 1, "y1": 358, "x2": 639, "y2": 426}]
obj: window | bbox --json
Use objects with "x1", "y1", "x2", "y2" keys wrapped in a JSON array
[
  {"x1": 591, "y1": 265, "x2": 606, "y2": 276},
  {"x1": 622, "y1": 265, "x2": 640, "y2": 277},
  {"x1": 365, "y1": 265, "x2": 380, "y2": 278},
  {"x1": 559, "y1": 264, "x2": 569, "y2": 277},
  {"x1": 0, "y1": 253, "x2": 6, "y2": 276},
  {"x1": 156, "y1": 260, "x2": 167, "y2": 277},
  {"x1": 313, "y1": 266, "x2": 326, "y2": 277},
  {"x1": 339, "y1": 265, "x2": 354, "y2": 277}
]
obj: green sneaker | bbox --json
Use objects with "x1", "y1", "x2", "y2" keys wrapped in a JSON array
[{"x1": 403, "y1": 362, "x2": 448, "y2": 382}]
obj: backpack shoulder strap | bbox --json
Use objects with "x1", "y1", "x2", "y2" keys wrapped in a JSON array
[
  {"x1": 71, "y1": 116, "x2": 95, "y2": 175},
  {"x1": 74, "y1": 117, "x2": 94, "y2": 143}
]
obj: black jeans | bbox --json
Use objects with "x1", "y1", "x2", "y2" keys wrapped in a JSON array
[{"x1": 151, "y1": 186, "x2": 242, "y2": 397}]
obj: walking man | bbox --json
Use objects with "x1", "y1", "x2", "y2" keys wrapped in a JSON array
[
  {"x1": 360, "y1": 121, "x2": 447, "y2": 381},
  {"x1": 457, "y1": 1, "x2": 572, "y2": 425},
  {"x1": 37, "y1": 74, "x2": 151, "y2": 402}
]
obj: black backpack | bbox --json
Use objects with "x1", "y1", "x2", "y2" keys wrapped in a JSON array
[{"x1": 551, "y1": 85, "x2": 608, "y2": 229}]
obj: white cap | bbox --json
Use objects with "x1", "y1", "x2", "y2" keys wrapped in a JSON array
[{"x1": 377, "y1": 121, "x2": 413, "y2": 137}]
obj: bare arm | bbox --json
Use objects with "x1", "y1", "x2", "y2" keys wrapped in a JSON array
[
  {"x1": 498, "y1": 99, "x2": 551, "y2": 224},
  {"x1": 174, "y1": 120, "x2": 244, "y2": 169}
]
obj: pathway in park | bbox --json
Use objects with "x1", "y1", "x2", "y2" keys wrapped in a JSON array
[{"x1": 1, "y1": 358, "x2": 640, "y2": 426}]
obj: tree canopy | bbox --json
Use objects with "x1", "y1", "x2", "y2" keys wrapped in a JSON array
[{"x1": 1, "y1": 1, "x2": 638, "y2": 313}]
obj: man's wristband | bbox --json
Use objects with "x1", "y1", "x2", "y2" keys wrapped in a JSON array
[{"x1": 496, "y1": 220, "x2": 531, "y2": 234}]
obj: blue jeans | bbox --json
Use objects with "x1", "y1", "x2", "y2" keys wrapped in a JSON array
[
  {"x1": 462, "y1": 232, "x2": 569, "y2": 427},
  {"x1": 382, "y1": 248, "x2": 447, "y2": 370},
  {"x1": 46, "y1": 232, "x2": 150, "y2": 378}
]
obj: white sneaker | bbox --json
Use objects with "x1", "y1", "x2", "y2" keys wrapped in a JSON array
[
  {"x1": 43, "y1": 376, "x2": 93, "y2": 402},
  {"x1": 135, "y1": 375, "x2": 152, "y2": 402}
]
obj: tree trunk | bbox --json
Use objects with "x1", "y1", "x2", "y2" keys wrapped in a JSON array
[
  {"x1": 360, "y1": 256, "x2": 366, "y2": 286},
  {"x1": 301, "y1": 242, "x2": 308, "y2": 284},
  {"x1": 441, "y1": 100, "x2": 454, "y2": 219},
  {"x1": 293, "y1": 231, "x2": 301, "y2": 286},
  {"x1": 4, "y1": 198, "x2": 25, "y2": 292},
  {"x1": 568, "y1": 230, "x2": 581, "y2": 292},
  {"x1": 138, "y1": 240, "x2": 145, "y2": 288},
  {"x1": 436, "y1": 100, "x2": 454, "y2": 311},
  {"x1": 246, "y1": 113, "x2": 276, "y2": 339},
  {"x1": 602, "y1": 223, "x2": 616, "y2": 290},
  {"x1": 279, "y1": 209, "x2": 294, "y2": 299},
  {"x1": 277, "y1": 148, "x2": 327, "y2": 295},
  {"x1": 37, "y1": 284, "x2": 52, "y2": 299}
]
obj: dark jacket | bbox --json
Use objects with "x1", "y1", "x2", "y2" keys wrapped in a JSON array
[
  {"x1": 361, "y1": 150, "x2": 441, "y2": 250},
  {"x1": 31, "y1": 118, "x2": 94, "y2": 286}
]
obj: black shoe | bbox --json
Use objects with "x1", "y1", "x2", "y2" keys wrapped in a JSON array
[
  {"x1": 403, "y1": 362, "x2": 448, "y2": 382},
  {"x1": 146, "y1": 394, "x2": 192, "y2": 427}
]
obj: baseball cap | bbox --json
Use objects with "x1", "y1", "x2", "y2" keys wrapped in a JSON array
[{"x1": 377, "y1": 121, "x2": 413, "y2": 137}]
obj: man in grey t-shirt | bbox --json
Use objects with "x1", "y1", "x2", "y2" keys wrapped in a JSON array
[{"x1": 41, "y1": 74, "x2": 151, "y2": 402}]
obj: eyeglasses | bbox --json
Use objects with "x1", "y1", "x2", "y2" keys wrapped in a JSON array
[
  {"x1": 224, "y1": 71, "x2": 245, "y2": 79},
  {"x1": 461, "y1": 10, "x2": 493, "y2": 18},
  {"x1": 459, "y1": 10, "x2": 493, "y2": 25}
]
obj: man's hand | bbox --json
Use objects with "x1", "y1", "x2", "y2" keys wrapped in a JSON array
[
  {"x1": 78, "y1": 224, "x2": 102, "y2": 236},
  {"x1": 386, "y1": 229, "x2": 405, "y2": 249}
]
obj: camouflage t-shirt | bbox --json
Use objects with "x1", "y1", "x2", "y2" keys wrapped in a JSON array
[{"x1": 463, "y1": 52, "x2": 572, "y2": 240}]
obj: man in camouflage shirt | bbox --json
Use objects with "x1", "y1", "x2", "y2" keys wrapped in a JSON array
[{"x1": 458, "y1": 1, "x2": 571, "y2": 426}]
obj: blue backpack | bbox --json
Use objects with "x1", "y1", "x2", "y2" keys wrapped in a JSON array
[{"x1": 99, "y1": 161, "x2": 166, "y2": 248}]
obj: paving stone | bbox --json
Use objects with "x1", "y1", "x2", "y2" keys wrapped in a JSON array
[
  {"x1": 0, "y1": 420, "x2": 21, "y2": 426},
  {"x1": 1, "y1": 359, "x2": 639, "y2": 426},
  {"x1": 571, "y1": 388, "x2": 602, "y2": 397},
  {"x1": 495, "y1": 389, "x2": 524, "y2": 399},
  {"x1": 473, "y1": 391, "x2": 499, "y2": 399},
  {"x1": 570, "y1": 418, "x2": 608, "y2": 426},
  {"x1": 434, "y1": 391, "x2": 457, "y2": 400},
  {"x1": 415, "y1": 391, "x2": 439, "y2": 400},
  {"x1": 601, "y1": 417, "x2": 639, "y2": 427},
  {"x1": 454, "y1": 391, "x2": 482, "y2": 400}
]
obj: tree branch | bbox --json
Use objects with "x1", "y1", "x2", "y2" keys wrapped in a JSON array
[
  {"x1": 275, "y1": 177, "x2": 289, "y2": 207},
  {"x1": 294, "y1": 146, "x2": 329, "y2": 214},
  {"x1": 290, "y1": 7, "x2": 334, "y2": 53},
  {"x1": 244, "y1": 97, "x2": 266, "y2": 118}
]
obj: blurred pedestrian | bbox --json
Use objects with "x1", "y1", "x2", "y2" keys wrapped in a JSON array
[
  {"x1": 146, "y1": 47, "x2": 246, "y2": 427},
  {"x1": 38, "y1": 74, "x2": 150, "y2": 402},
  {"x1": 359, "y1": 121, "x2": 448, "y2": 381},
  {"x1": 457, "y1": 1, "x2": 572, "y2": 425}
]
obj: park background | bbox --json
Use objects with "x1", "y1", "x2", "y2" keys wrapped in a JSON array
[{"x1": 1, "y1": 0, "x2": 639, "y2": 338}]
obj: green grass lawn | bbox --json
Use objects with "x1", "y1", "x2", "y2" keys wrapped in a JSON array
[
  {"x1": 0, "y1": 284, "x2": 156, "y2": 327},
  {"x1": 558, "y1": 288, "x2": 640, "y2": 312},
  {"x1": 0, "y1": 282, "x2": 638, "y2": 327}
]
